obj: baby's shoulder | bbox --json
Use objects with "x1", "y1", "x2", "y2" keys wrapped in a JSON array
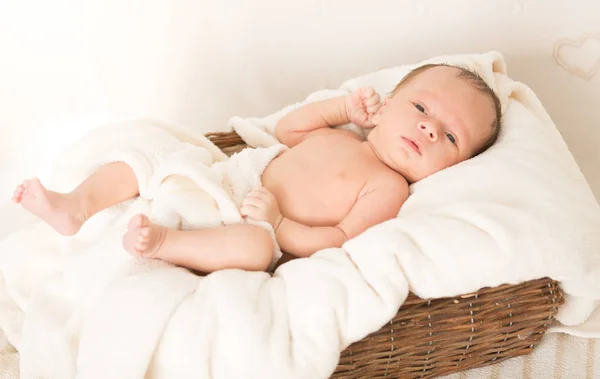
[
  {"x1": 354, "y1": 172, "x2": 409, "y2": 220},
  {"x1": 366, "y1": 170, "x2": 409, "y2": 200}
]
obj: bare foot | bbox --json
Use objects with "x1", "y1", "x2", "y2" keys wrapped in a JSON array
[
  {"x1": 122, "y1": 214, "x2": 168, "y2": 258},
  {"x1": 13, "y1": 178, "x2": 88, "y2": 236}
]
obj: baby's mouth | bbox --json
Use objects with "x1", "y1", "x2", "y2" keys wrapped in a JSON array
[{"x1": 402, "y1": 137, "x2": 421, "y2": 155}]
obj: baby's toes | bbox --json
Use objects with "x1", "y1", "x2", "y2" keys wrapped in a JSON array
[
  {"x1": 135, "y1": 229, "x2": 150, "y2": 251},
  {"x1": 135, "y1": 243, "x2": 148, "y2": 253},
  {"x1": 128, "y1": 214, "x2": 148, "y2": 231}
]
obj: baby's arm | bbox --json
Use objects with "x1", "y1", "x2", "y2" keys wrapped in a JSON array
[
  {"x1": 241, "y1": 178, "x2": 407, "y2": 258},
  {"x1": 334, "y1": 178, "x2": 408, "y2": 243},
  {"x1": 277, "y1": 178, "x2": 408, "y2": 257},
  {"x1": 241, "y1": 187, "x2": 348, "y2": 257},
  {"x1": 275, "y1": 219, "x2": 346, "y2": 257},
  {"x1": 275, "y1": 96, "x2": 349, "y2": 147},
  {"x1": 275, "y1": 88, "x2": 380, "y2": 147}
]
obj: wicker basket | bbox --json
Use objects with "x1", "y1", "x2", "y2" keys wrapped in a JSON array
[{"x1": 206, "y1": 131, "x2": 564, "y2": 379}]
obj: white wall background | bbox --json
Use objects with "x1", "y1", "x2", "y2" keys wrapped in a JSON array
[{"x1": 1, "y1": 0, "x2": 599, "y2": 212}]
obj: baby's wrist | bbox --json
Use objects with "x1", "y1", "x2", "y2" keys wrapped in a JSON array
[
  {"x1": 273, "y1": 213, "x2": 284, "y2": 232},
  {"x1": 342, "y1": 95, "x2": 352, "y2": 124}
]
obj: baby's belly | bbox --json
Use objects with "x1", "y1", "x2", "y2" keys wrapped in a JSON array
[{"x1": 261, "y1": 156, "x2": 361, "y2": 227}]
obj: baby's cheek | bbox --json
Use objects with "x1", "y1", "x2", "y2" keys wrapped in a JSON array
[{"x1": 441, "y1": 152, "x2": 461, "y2": 170}]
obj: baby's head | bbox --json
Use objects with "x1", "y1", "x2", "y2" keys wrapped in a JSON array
[{"x1": 367, "y1": 64, "x2": 502, "y2": 183}]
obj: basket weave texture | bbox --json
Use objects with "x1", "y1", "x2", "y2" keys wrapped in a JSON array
[{"x1": 206, "y1": 131, "x2": 564, "y2": 379}]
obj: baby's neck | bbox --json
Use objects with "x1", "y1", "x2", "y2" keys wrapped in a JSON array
[
  {"x1": 362, "y1": 140, "x2": 410, "y2": 183},
  {"x1": 362, "y1": 140, "x2": 385, "y2": 165}
]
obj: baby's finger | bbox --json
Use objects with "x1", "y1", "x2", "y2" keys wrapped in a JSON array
[
  {"x1": 360, "y1": 87, "x2": 375, "y2": 99},
  {"x1": 244, "y1": 193, "x2": 263, "y2": 202},
  {"x1": 242, "y1": 197, "x2": 264, "y2": 209},
  {"x1": 240, "y1": 204, "x2": 260, "y2": 217},
  {"x1": 364, "y1": 93, "x2": 380, "y2": 107},
  {"x1": 366, "y1": 102, "x2": 381, "y2": 115},
  {"x1": 255, "y1": 186, "x2": 271, "y2": 196},
  {"x1": 250, "y1": 187, "x2": 269, "y2": 195},
  {"x1": 363, "y1": 92, "x2": 381, "y2": 106},
  {"x1": 246, "y1": 189, "x2": 268, "y2": 200}
]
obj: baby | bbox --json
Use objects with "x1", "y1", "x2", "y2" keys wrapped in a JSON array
[{"x1": 12, "y1": 64, "x2": 501, "y2": 273}]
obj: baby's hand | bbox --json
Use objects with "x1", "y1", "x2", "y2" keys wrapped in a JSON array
[
  {"x1": 345, "y1": 87, "x2": 381, "y2": 129},
  {"x1": 241, "y1": 187, "x2": 283, "y2": 229}
]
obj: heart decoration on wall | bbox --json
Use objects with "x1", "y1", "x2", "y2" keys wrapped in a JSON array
[{"x1": 553, "y1": 33, "x2": 600, "y2": 80}]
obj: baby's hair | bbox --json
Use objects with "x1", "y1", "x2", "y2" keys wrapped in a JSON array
[{"x1": 391, "y1": 63, "x2": 502, "y2": 157}]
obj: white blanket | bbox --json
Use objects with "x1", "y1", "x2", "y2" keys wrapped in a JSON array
[{"x1": 0, "y1": 52, "x2": 599, "y2": 379}]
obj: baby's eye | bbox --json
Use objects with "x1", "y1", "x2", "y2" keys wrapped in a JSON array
[
  {"x1": 415, "y1": 103, "x2": 426, "y2": 113},
  {"x1": 445, "y1": 132, "x2": 457, "y2": 145}
]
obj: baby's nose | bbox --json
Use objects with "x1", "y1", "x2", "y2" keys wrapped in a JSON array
[{"x1": 418, "y1": 121, "x2": 438, "y2": 141}]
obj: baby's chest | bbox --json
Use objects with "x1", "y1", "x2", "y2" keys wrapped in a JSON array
[
  {"x1": 285, "y1": 143, "x2": 368, "y2": 190},
  {"x1": 284, "y1": 175, "x2": 361, "y2": 226},
  {"x1": 265, "y1": 153, "x2": 370, "y2": 225}
]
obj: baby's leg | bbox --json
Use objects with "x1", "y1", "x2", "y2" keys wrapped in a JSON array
[
  {"x1": 123, "y1": 214, "x2": 273, "y2": 273},
  {"x1": 12, "y1": 162, "x2": 139, "y2": 236}
]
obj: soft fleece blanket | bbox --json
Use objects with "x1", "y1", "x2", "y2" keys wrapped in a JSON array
[{"x1": 0, "y1": 52, "x2": 599, "y2": 379}]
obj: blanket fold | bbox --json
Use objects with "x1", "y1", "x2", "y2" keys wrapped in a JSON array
[{"x1": 1, "y1": 51, "x2": 599, "y2": 379}]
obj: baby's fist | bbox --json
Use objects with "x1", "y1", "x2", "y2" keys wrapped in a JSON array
[
  {"x1": 345, "y1": 87, "x2": 381, "y2": 128},
  {"x1": 240, "y1": 187, "x2": 282, "y2": 228}
]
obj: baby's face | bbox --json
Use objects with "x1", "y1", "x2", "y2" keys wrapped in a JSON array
[{"x1": 367, "y1": 66, "x2": 496, "y2": 183}]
